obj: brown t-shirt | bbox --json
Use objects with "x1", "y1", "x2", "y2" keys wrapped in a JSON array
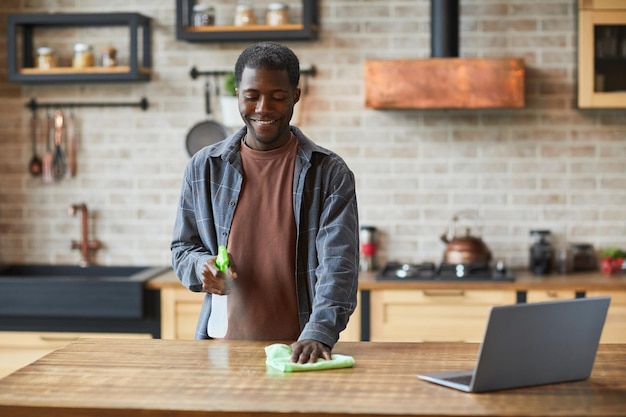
[{"x1": 224, "y1": 134, "x2": 300, "y2": 340}]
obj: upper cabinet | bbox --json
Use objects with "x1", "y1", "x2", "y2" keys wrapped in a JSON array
[
  {"x1": 176, "y1": 0, "x2": 318, "y2": 42},
  {"x1": 7, "y1": 13, "x2": 152, "y2": 84},
  {"x1": 578, "y1": 0, "x2": 626, "y2": 108}
]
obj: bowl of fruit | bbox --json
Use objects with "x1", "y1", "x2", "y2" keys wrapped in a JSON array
[{"x1": 599, "y1": 248, "x2": 626, "y2": 275}]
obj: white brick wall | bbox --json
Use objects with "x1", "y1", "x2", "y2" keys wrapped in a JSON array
[{"x1": 0, "y1": 0, "x2": 624, "y2": 269}]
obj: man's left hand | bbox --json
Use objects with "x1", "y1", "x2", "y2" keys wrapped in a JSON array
[{"x1": 290, "y1": 339, "x2": 332, "y2": 364}]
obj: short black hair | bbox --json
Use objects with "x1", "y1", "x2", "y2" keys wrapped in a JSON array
[{"x1": 234, "y1": 42, "x2": 300, "y2": 89}]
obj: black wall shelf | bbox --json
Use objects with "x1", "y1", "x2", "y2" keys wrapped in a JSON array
[
  {"x1": 175, "y1": 0, "x2": 318, "y2": 42},
  {"x1": 7, "y1": 13, "x2": 152, "y2": 84}
]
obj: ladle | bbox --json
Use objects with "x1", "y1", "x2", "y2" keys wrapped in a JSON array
[{"x1": 28, "y1": 111, "x2": 42, "y2": 176}]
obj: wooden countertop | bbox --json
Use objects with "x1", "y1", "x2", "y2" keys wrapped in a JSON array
[
  {"x1": 0, "y1": 339, "x2": 624, "y2": 417},
  {"x1": 147, "y1": 268, "x2": 626, "y2": 291}
]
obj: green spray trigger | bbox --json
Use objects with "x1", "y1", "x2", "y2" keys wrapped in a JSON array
[{"x1": 216, "y1": 245, "x2": 229, "y2": 273}]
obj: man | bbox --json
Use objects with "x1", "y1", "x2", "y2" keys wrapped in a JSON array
[{"x1": 171, "y1": 42, "x2": 359, "y2": 364}]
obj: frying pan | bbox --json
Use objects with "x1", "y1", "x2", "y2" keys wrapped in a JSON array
[{"x1": 185, "y1": 77, "x2": 231, "y2": 157}]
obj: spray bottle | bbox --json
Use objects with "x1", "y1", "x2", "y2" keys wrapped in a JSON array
[{"x1": 207, "y1": 245, "x2": 230, "y2": 338}]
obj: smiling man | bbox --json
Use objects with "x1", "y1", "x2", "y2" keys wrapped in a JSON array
[{"x1": 171, "y1": 42, "x2": 359, "y2": 364}]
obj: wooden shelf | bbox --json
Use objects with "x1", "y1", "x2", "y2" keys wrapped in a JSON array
[
  {"x1": 176, "y1": 0, "x2": 318, "y2": 42},
  {"x1": 7, "y1": 13, "x2": 152, "y2": 84},
  {"x1": 20, "y1": 66, "x2": 151, "y2": 75},
  {"x1": 185, "y1": 23, "x2": 306, "y2": 32}
]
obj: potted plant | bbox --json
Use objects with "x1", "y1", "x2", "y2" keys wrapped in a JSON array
[
  {"x1": 219, "y1": 72, "x2": 243, "y2": 128},
  {"x1": 599, "y1": 247, "x2": 626, "y2": 275}
]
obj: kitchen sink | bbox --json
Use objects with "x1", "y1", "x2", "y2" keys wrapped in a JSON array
[{"x1": 0, "y1": 264, "x2": 169, "y2": 319}]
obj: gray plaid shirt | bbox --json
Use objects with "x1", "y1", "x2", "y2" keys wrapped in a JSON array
[{"x1": 171, "y1": 126, "x2": 359, "y2": 347}]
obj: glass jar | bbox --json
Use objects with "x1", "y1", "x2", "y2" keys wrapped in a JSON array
[
  {"x1": 36, "y1": 46, "x2": 56, "y2": 69},
  {"x1": 100, "y1": 45, "x2": 117, "y2": 67},
  {"x1": 192, "y1": 4, "x2": 215, "y2": 27},
  {"x1": 72, "y1": 43, "x2": 95, "y2": 68},
  {"x1": 529, "y1": 230, "x2": 554, "y2": 275},
  {"x1": 234, "y1": 3, "x2": 256, "y2": 26},
  {"x1": 570, "y1": 243, "x2": 598, "y2": 272},
  {"x1": 266, "y1": 3, "x2": 289, "y2": 26}
]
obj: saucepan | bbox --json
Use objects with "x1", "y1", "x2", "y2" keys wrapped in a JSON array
[{"x1": 185, "y1": 77, "x2": 231, "y2": 157}]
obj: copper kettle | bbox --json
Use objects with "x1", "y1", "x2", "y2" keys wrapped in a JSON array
[{"x1": 440, "y1": 211, "x2": 492, "y2": 265}]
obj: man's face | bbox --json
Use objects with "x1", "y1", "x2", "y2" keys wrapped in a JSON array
[{"x1": 236, "y1": 67, "x2": 300, "y2": 151}]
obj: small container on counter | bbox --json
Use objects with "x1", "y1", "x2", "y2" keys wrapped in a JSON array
[
  {"x1": 192, "y1": 4, "x2": 215, "y2": 27},
  {"x1": 570, "y1": 243, "x2": 598, "y2": 272},
  {"x1": 234, "y1": 2, "x2": 257, "y2": 26},
  {"x1": 72, "y1": 43, "x2": 95, "y2": 68},
  {"x1": 266, "y1": 3, "x2": 289, "y2": 26},
  {"x1": 36, "y1": 46, "x2": 57, "y2": 69},
  {"x1": 529, "y1": 229, "x2": 554, "y2": 275},
  {"x1": 360, "y1": 226, "x2": 378, "y2": 272},
  {"x1": 100, "y1": 45, "x2": 117, "y2": 67}
]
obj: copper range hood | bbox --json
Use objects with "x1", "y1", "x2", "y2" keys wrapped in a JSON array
[{"x1": 365, "y1": 0, "x2": 525, "y2": 109}]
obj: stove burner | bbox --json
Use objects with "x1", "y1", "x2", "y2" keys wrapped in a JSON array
[{"x1": 375, "y1": 261, "x2": 515, "y2": 282}]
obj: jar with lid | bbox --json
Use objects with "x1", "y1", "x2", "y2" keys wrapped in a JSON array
[
  {"x1": 100, "y1": 45, "x2": 117, "y2": 67},
  {"x1": 529, "y1": 230, "x2": 554, "y2": 275},
  {"x1": 266, "y1": 3, "x2": 289, "y2": 26},
  {"x1": 569, "y1": 243, "x2": 597, "y2": 272},
  {"x1": 36, "y1": 46, "x2": 56, "y2": 69},
  {"x1": 72, "y1": 43, "x2": 95, "y2": 68},
  {"x1": 192, "y1": 4, "x2": 215, "y2": 27},
  {"x1": 234, "y1": 1, "x2": 257, "y2": 26}
]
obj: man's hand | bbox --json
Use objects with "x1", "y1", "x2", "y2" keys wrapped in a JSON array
[
  {"x1": 290, "y1": 340, "x2": 332, "y2": 364},
  {"x1": 201, "y1": 254, "x2": 236, "y2": 295}
]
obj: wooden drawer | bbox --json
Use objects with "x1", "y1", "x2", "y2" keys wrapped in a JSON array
[
  {"x1": 369, "y1": 289, "x2": 516, "y2": 342},
  {"x1": 586, "y1": 290, "x2": 626, "y2": 343},
  {"x1": 526, "y1": 290, "x2": 578, "y2": 303}
]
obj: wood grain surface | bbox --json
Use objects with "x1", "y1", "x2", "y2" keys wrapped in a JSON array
[{"x1": 0, "y1": 339, "x2": 624, "y2": 417}]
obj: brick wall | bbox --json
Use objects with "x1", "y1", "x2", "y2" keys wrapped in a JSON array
[{"x1": 0, "y1": 0, "x2": 624, "y2": 269}]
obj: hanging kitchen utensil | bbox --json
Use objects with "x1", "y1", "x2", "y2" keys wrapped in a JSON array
[
  {"x1": 28, "y1": 110, "x2": 42, "y2": 176},
  {"x1": 52, "y1": 109, "x2": 67, "y2": 181},
  {"x1": 440, "y1": 210, "x2": 492, "y2": 265},
  {"x1": 42, "y1": 109, "x2": 54, "y2": 184},
  {"x1": 185, "y1": 76, "x2": 231, "y2": 157},
  {"x1": 67, "y1": 108, "x2": 77, "y2": 177}
]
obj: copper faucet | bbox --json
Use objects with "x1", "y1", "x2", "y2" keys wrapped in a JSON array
[{"x1": 68, "y1": 203, "x2": 102, "y2": 266}]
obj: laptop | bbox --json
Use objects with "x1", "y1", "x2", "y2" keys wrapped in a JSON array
[{"x1": 417, "y1": 296, "x2": 611, "y2": 393}]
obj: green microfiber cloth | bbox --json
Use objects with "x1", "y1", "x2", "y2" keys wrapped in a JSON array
[{"x1": 265, "y1": 343, "x2": 355, "y2": 373}]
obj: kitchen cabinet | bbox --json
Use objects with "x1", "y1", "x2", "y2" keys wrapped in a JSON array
[
  {"x1": 175, "y1": 0, "x2": 318, "y2": 42},
  {"x1": 159, "y1": 285, "x2": 361, "y2": 342},
  {"x1": 578, "y1": 0, "x2": 626, "y2": 108},
  {"x1": 369, "y1": 289, "x2": 516, "y2": 342},
  {"x1": 7, "y1": 13, "x2": 151, "y2": 84},
  {"x1": 586, "y1": 290, "x2": 626, "y2": 343},
  {"x1": 159, "y1": 286, "x2": 204, "y2": 340},
  {"x1": 0, "y1": 331, "x2": 152, "y2": 379}
]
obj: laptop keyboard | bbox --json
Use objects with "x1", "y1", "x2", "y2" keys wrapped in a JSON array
[{"x1": 444, "y1": 374, "x2": 473, "y2": 386}]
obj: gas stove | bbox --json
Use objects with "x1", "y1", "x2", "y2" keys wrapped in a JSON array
[{"x1": 375, "y1": 261, "x2": 515, "y2": 282}]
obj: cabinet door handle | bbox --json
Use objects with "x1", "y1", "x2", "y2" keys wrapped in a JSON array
[{"x1": 422, "y1": 290, "x2": 465, "y2": 297}]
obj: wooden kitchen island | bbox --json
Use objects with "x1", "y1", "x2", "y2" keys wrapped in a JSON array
[{"x1": 0, "y1": 338, "x2": 624, "y2": 417}]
